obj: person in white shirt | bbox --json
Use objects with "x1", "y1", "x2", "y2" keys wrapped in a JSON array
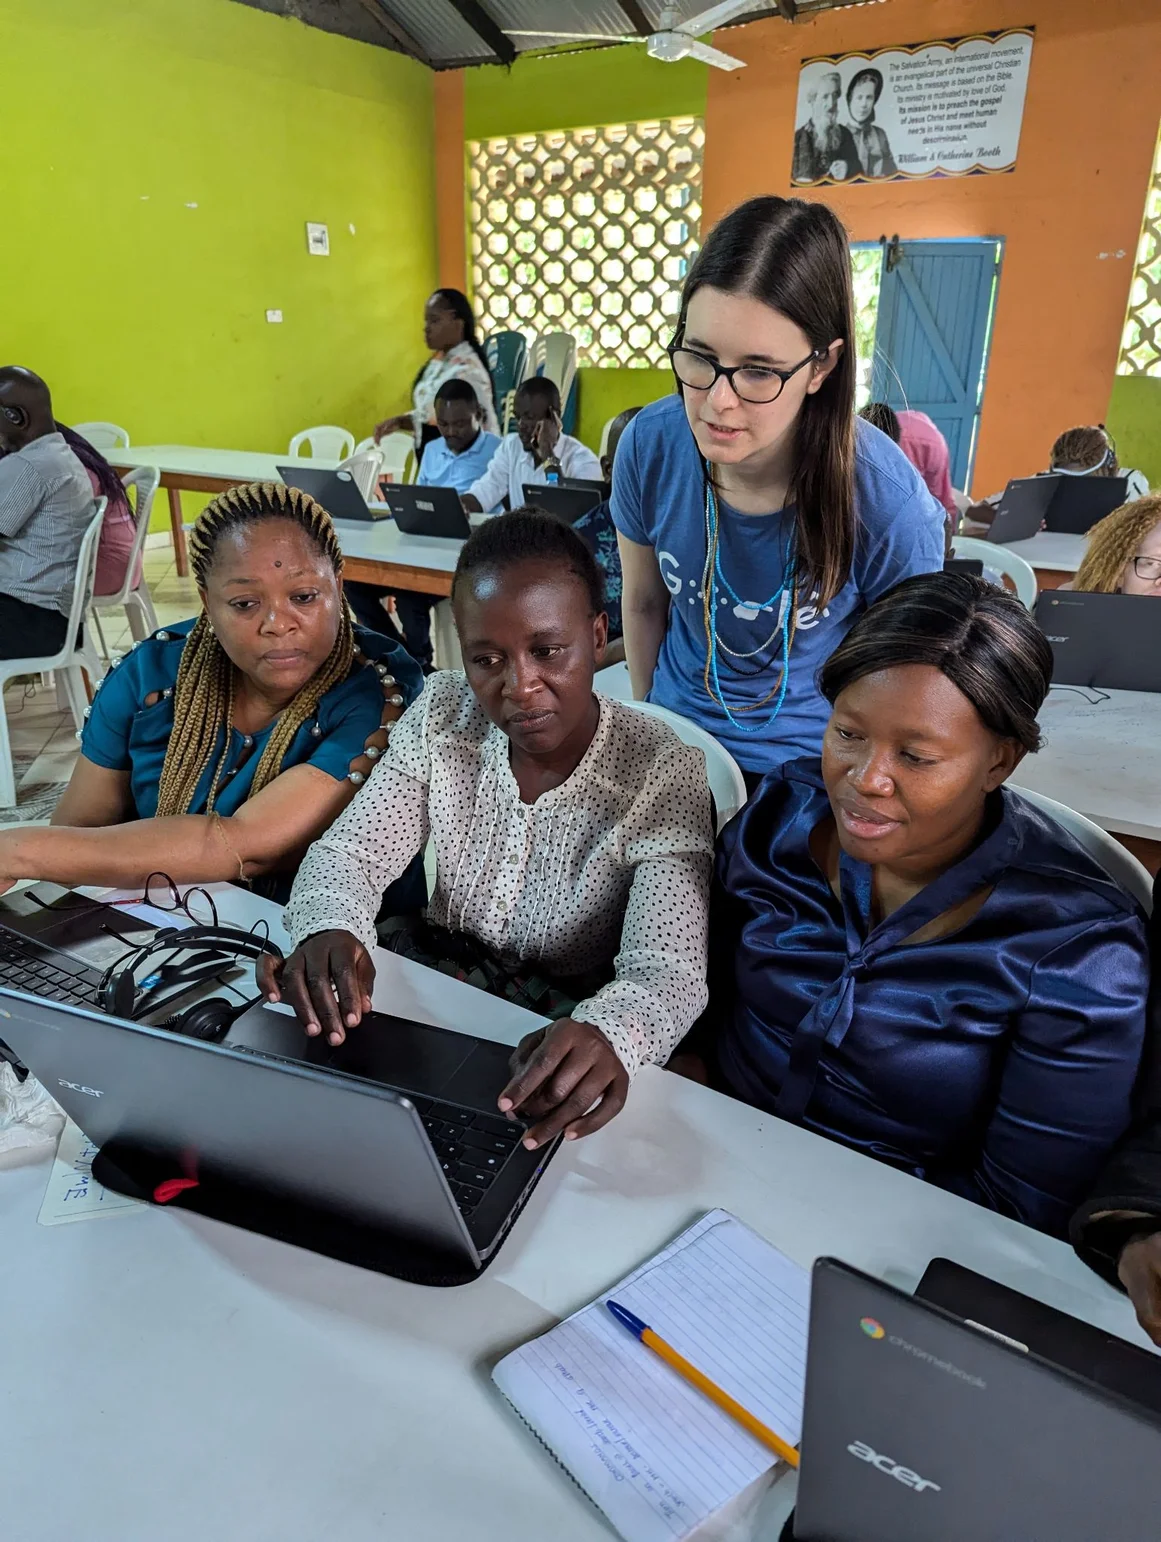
[
  {"x1": 373, "y1": 289, "x2": 499, "y2": 448},
  {"x1": 462, "y1": 378, "x2": 602, "y2": 515},
  {"x1": 259, "y1": 508, "x2": 714, "y2": 1151}
]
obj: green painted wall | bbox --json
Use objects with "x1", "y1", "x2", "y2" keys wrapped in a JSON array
[
  {"x1": 2, "y1": 0, "x2": 437, "y2": 528},
  {"x1": 1108, "y1": 375, "x2": 1161, "y2": 489},
  {"x1": 463, "y1": 45, "x2": 707, "y2": 449},
  {"x1": 463, "y1": 44, "x2": 708, "y2": 139}
]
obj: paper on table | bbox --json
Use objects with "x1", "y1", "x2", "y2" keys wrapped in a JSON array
[
  {"x1": 38, "y1": 1118, "x2": 144, "y2": 1226},
  {"x1": 493, "y1": 1210, "x2": 810, "y2": 1542}
]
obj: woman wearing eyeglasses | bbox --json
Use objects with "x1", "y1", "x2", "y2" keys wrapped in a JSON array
[
  {"x1": 613, "y1": 196, "x2": 946, "y2": 783},
  {"x1": 1071, "y1": 494, "x2": 1161, "y2": 596}
]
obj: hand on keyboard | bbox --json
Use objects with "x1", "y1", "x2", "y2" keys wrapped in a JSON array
[{"x1": 257, "y1": 929, "x2": 375, "y2": 1046}]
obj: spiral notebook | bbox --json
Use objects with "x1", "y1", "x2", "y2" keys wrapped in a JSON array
[{"x1": 492, "y1": 1210, "x2": 810, "y2": 1542}]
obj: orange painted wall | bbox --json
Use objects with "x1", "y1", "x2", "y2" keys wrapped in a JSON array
[
  {"x1": 434, "y1": 68, "x2": 466, "y2": 289},
  {"x1": 703, "y1": 0, "x2": 1161, "y2": 494}
]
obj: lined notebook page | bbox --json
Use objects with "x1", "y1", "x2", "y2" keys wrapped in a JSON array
[{"x1": 493, "y1": 1211, "x2": 809, "y2": 1542}]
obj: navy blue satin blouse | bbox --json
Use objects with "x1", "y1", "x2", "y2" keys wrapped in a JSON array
[{"x1": 711, "y1": 760, "x2": 1149, "y2": 1237}]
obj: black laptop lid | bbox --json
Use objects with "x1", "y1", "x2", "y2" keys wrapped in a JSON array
[
  {"x1": 793, "y1": 1257, "x2": 1161, "y2": 1542},
  {"x1": 987, "y1": 476, "x2": 1055, "y2": 544},
  {"x1": 384, "y1": 484, "x2": 471, "y2": 540},
  {"x1": 276, "y1": 466, "x2": 374, "y2": 523},
  {"x1": 560, "y1": 476, "x2": 611, "y2": 498},
  {"x1": 1045, "y1": 474, "x2": 1129, "y2": 535},
  {"x1": 1034, "y1": 590, "x2": 1161, "y2": 692},
  {"x1": 521, "y1": 483, "x2": 601, "y2": 525},
  {"x1": 0, "y1": 989, "x2": 478, "y2": 1260},
  {"x1": 916, "y1": 1257, "x2": 1161, "y2": 1417}
]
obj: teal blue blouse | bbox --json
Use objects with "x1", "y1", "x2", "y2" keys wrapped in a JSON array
[
  {"x1": 79, "y1": 619, "x2": 425, "y2": 907},
  {"x1": 81, "y1": 618, "x2": 423, "y2": 815}
]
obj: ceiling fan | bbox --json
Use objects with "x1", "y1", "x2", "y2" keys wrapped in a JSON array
[{"x1": 507, "y1": 1, "x2": 765, "y2": 73}]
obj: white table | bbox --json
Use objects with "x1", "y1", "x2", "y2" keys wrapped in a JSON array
[
  {"x1": 109, "y1": 445, "x2": 462, "y2": 601},
  {"x1": 334, "y1": 515, "x2": 463, "y2": 600},
  {"x1": 109, "y1": 446, "x2": 342, "y2": 578},
  {"x1": 2, "y1": 885, "x2": 1150, "y2": 1542},
  {"x1": 1000, "y1": 530, "x2": 1086, "y2": 584},
  {"x1": 1011, "y1": 687, "x2": 1161, "y2": 843}
]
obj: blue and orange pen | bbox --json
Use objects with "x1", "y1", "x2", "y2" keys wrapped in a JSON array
[{"x1": 605, "y1": 1299, "x2": 800, "y2": 1469}]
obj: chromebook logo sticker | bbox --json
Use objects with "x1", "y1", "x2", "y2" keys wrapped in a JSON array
[{"x1": 860, "y1": 1317, "x2": 886, "y2": 1340}]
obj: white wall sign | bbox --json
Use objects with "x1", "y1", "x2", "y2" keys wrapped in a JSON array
[
  {"x1": 792, "y1": 28, "x2": 1034, "y2": 186},
  {"x1": 306, "y1": 221, "x2": 330, "y2": 256}
]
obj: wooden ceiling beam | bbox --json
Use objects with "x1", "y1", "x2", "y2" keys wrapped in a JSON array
[
  {"x1": 443, "y1": 0, "x2": 517, "y2": 64},
  {"x1": 617, "y1": 0, "x2": 653, "y2": 35}
]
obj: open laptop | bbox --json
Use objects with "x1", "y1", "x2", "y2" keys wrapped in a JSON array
[
  {"x1": 0, "y1": 890, "x2": 555, "y2": 1279},
  {"x1": 987, "y1": 476, "x2": 1056, "y2": 544},
  {"x1": 1045, "y1": 472, "x2": 1129, "y2": 534},
  {"x1": 382, "y1": 483, "x2": 472, "y2": 540},
  {"x1": 560, "y1": 476, "x2": 611, "y2": 500},
  {"x1": 521, "y1": 482, "x2": 602, "y2": 525},
  {"x1": 787, "y1": 1256, "x2": 1161, "y2": 1541},
  {"x1": 1034, "y1": 590, "x2": 1161, "y2": 692},
  {"x1": 276, "y1": 465, "x2": 382, "y2": 523}
]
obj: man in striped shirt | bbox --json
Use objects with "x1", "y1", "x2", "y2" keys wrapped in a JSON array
[{"x1": 0, "y1": 368, "x2": 94, "y2": 658}]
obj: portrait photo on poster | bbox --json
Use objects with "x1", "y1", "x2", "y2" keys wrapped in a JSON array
[{"x1": 791, "y1": 29, "x2": 1035, "y2": 187}]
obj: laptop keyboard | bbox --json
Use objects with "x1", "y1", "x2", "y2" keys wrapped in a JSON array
[
  {"x1": 408, "y1": 1096, "x2": 525, "y2": 1217},
  {"x1": 0, "y1": 930, "x2": 101, "y2": 1007}
]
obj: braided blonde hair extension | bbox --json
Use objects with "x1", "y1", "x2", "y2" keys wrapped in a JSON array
[
  {"x1": 1073, "y1": 493, "x2": 1161, "y2": 595},
  {"x1": 154, "y1": 481, "x2": 355, "y2": 817}
]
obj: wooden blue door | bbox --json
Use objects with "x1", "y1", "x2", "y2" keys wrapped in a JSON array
[{"x1": 870, "y1": 238, "x2": 1002, "y2": 490}]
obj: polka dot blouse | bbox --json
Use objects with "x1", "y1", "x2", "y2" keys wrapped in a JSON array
[{"x1": 284, "y1": 670, "x2": 715, "y2": 1080}]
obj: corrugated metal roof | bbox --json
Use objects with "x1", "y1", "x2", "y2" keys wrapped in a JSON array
[
  {"x1": 377, "y1": 0, "x2": 497, "y2": 61},
  {"x1": 231, "y1": 0, "x2": 892, "y2": 67}
]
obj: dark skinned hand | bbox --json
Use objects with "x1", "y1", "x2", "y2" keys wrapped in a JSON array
[
  {"x1": 534, "y1": 408, "x2": 561, "y2": 463},
  {"x1": 499, "y1": 1018, "x2": 629, "y2": 1150},
  {"x1": 1118, "y1": 1232, "x2": 1161, "y2": 1347},
  {"x1": 256, "y1": 929, "x2": 375, "y2": 1046}
]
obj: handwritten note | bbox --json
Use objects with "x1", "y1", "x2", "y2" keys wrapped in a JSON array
[
  {"x1": 38, "y1": 1118, "x2": 144, "y2": 1226},
  {"x1": 493, "y1": 1211, "x2": 809, "y2": 1542}
]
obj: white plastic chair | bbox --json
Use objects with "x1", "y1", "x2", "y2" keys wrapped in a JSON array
[
  {"x1": 1011, "y1": 786, "x2": 1153, "y2": 914},
  {"x1": 72, "y1": 421, "x2": 130, "y2": 450},
  {"x1": 89, "y1": 466, "x2": 160, "y2": 657},
  {"x1": 951, "y1": 536, "x2": 1037, "y2": 610},
  {"x1": 337, "y1": 448, "x2": 384, "y2": 501},
  {"x1": 522, "y1": 332, "x2": 578, "y2": 414},
  {"x1": 287, "y1": 425, "x2": 355, "y2": 461},
  {"x1": 374, "y1": 431, "x2": 416, "y2": 485},
  {"x1": 0, "y1": 505, "x2": 107, "y2": 808}
]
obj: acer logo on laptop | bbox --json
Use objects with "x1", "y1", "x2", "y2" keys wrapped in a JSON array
[
  {"x1": 847, "y1": 1440, "x2": 941, "y2": 1494},
  {"x1": 58, "y1": 1079, "x2": 104, "y2": 1098}
]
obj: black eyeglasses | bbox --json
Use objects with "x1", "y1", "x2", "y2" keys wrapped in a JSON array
[
  {"x1": 109, "y1": 873, "x2": 221, "y2": 928},
  {"x1": 1131, "y1": 555, "x2": 1161, "y2": 582},
  {"x1": 667, "y1": 343, "x2": 822, "y2": 405}
]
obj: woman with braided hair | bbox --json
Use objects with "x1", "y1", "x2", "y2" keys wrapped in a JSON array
[{"x1": 0, "y1": 482, "x2": 423, "y2": 901}]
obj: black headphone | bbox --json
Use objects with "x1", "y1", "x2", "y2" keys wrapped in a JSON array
[{"x1": 99, "y1": 924, "x2": 283, "y2": 1043}]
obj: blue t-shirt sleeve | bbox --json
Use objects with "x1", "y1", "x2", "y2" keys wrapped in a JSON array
[
  {"x1": 609, "y1": 410, "x2": 650, "y2": 546},
  {"x1": 79, "y1": 651, "x2": 147, "y2": 771},
  {"x1": 857, "y1": 483, "x2": 946, "y2": 602}
]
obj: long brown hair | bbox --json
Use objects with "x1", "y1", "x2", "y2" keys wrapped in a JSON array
[
  {"x1": 155, "y1": 482, "x2": 354, "y2": 817},
  {"x1": 1074, "y1": 494, "x2": 1161, "y2": 593},
  {"x1": 675, "y1": 195, "x2": 857, "y2": 608}
]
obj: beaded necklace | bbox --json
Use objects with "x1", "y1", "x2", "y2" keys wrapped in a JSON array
[{"x1": 700, "y1": 474, "x2": 799, "y2": 734}]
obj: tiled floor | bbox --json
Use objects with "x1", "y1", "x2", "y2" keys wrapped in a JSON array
[{"x1": 2, "y1": 543, "x2": 196, "y2": 820}]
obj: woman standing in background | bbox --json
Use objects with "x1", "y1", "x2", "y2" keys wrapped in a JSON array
[
  {"x1": 374, "y1": 288, "x2": 499, "y2": 450},
  {"x1": 613, "y1": 195, "x2": 945, "y2": 785}
]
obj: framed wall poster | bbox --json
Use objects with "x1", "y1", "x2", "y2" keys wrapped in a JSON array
[{"x1": 792, "y1": 29, "x2": 1034, "y2": 187}]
